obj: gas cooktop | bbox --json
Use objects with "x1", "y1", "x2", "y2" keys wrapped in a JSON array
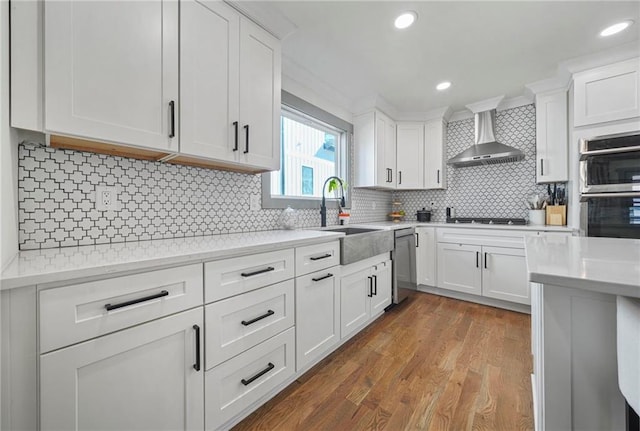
[{"x1": 446, "y1": 217, "x2": 527, "y2": 225}]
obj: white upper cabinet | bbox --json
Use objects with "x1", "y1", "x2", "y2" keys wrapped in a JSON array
[
  {"x1": 536, "y1": 89, "x2": 568, "y2": 183},
  {"x1": 354, "y1": 110, "x2": 397, "y2": 189},
  {"x1": 181, "y1": 1, "x2": 281, "y2": 171},
  {"x1": 573, "y1": 57, "x2": 640, "y2": 127},
  {"x1": 424, "y1": 119, "x2": 447, "y2": 189},
  {"x1": 238, "y1": 17, "x2": 281, "y2": 171},
  {"x1": 396, "y1": 122, "x2": 425, "y2": 189},
  {"x1": 44, "y1": 0, "x2": 179, "y2": 151},
  {"x1": 180, "y1": 0, "x2": 240, "y2": 164}
]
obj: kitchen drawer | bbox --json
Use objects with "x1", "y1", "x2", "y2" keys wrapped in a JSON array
[
  {"x1": 436, "y1": 228, "x2": 525, "y2": 248},
  {"x1": 295, "y1": 240, "x2": 340, "y2": 276},
  {"x1": 205, "y1": 248, "x2": 294, "y2": 303},
  {"x1": 205, "y1": 327, "x2": 295, "y2": 430},
  {"x1": 205, "y1": 279, "x2": 294, "y2": 369},
  {"x1": 39, "y1": 264, "x2": 203, "y2": 353}
]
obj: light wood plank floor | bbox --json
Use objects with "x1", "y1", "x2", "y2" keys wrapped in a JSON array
[{"x1": 233, "y1": 292, "x2": 533, "y2": 431}]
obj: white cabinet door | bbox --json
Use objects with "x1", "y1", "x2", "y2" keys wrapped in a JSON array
[
  {"x1": 416, "y1": 227, "x2": 437, "y2": 287},
  {"x1": 424, "y1": 119, "x2": 447, "y2": 189},
  {"x1": 340, "y1": 267, "x2": 371, "y2": 338},
  {"x1": 481, "y1": 246, "x2": 530, "y2": 305},
  {"x1": 239, "y1": 17, "x2": 281, "y2": 171},
  {"x1": 536, "y1": 90, "x2": 568, "y2": 183},
  {"x1": 396, "y1": 122, "x2": 425, "y2": 189},
  {"x1": 354, "y1": 110, "x2": 396, "y2": 189},
  {"x1": 180, "y1": 0, "x2": 239, "y2": 162},
  {"x1": 296, "y1": 269, "x2": 340, "y2": 371},
  {"x1": 41, "y1": 308, "x2": 204, "y2": 431},
  {"x1": 375, "y1": 111, "x2": 397, "y2": 189},
  {"x1": 44, "y1": 0, "x2": 179, "y2": 151},
  {"x1": 436, "y1": 243, "x2": 481, "y2": 295},
  {"x1": 370, "y1": 260, "x2": 392, "y2": 315},
  {"x1": 573, "y1": 58, "x2": 640, "y2": 127}
]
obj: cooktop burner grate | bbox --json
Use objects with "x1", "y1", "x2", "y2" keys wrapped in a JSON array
[{"x1": 446, "y1": 217, "x2": 527, "y2": 225}]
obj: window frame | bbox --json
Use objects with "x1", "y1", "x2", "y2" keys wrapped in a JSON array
[{"x1": 261, "y1": 91, "x2": 353, "y2": 210}]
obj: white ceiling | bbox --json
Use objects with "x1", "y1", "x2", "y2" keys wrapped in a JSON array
[{"x1": 268, "y1": 1, "x2": 640, "y2": 115}]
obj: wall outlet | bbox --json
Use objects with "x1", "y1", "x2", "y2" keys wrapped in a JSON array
[
  {"x1": 250, "y1": 194, "x2": 261, "y2": 211},
  {"x1": 96, "y1": 186, "x2": 118, "y2": 211}
]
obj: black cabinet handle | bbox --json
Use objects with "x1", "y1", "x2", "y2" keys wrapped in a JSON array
[
  {"x1": 484, "y1": 252, "x2": 488, "y2": 269},
  {"x1": 398, "y1": 171, "x2": 402, "y2": 185},
  {"x1": 241, "y1": 266, "x2": 274, "y2": 277},
  {"x1": 105, "y1": 290, "x2": 169, "y2": 311},
  {"x1": 233, "y1": 121, "x2": 239, "y2": 151},
  {"x1": 367, "y1": 276, "x2": 373, "y2": 297},
  {"x1": 437, "y1": 169, "x2": 440, "y2": 184},
  {"x1": 476, "y1": 251, "x2": 479, "y2": 268},
  {"x1": 193, "y1": 324, "x2": 201, "y2": 372},
  {"x1": 540, "y1": 158, "x2": 544, "y2": 176},
  {"x1": 372, "y1": 274, "x2": 378, "y2": 295},
  {"x1": 415, "y1": 233, "x2": 419, "y2": 248},
  {"x1": 243, "y1": 124, "x2": 250, "y2": 154},
  {"x1": 312, "y1": 273, "x2": 333, "y2": 282},
  {"x1": 168, "y1": 101, "x2": 175, "y2": 138},
  {"x1": 389, "y1": 169, "x2": 392, "y2": 183},
  {"x1": 309, "y1": 253, "x2": 332, "y2": 261},
  {"x1": 241, "y1": 310, "x2": 274, "y2": 326},
  {"x1": 241, "y1": 362, "x2": 275, "y2": 386}
]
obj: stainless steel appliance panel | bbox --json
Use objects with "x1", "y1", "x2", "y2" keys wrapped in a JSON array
[
  {"x1": 580, "y1": 192, "x2": 640, "y2": 238},
  {"x1": 580, "y1": 132, "x2": 640, "y2": 194},
  {"x1": 392, "y1": 228, "x2": 417, "y2": 304}
]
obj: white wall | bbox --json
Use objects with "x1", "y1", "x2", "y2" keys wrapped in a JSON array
[{"x1": 0, "y1": 0, "x2": 18, "y2": 270}]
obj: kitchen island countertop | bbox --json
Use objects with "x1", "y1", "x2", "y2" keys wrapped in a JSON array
[{"x1": 525, "y1": 235, "x2": 640, "y2": 297}]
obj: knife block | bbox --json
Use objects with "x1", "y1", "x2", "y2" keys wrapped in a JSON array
[{"x1": 546, "y1": 205, "x2": 566, "y2": 226}]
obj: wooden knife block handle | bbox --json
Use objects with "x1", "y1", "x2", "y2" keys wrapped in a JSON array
[{"x1": 546, "y1": 205, "x2": 566, "y2": 226}]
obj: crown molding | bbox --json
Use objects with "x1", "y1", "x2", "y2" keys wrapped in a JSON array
[
  {"x1": 465, "y1": 95, "x2": 505, "y2": 114},
  {"x1": 225, "y1": 1, "x2": 297, "y2": 40}
]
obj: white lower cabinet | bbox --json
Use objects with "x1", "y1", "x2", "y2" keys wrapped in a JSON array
[
  {"x1": 340, "y1": 255, "x2": 392, "y2": 339},
  {"x1": 205, "y1": 327, "x2": 295, "y2": 430},
  {"x1": 295, "y1": 268, "x2": 340, "y2": 371},
  {"x1": 436, "y1": 243, "x2": 482, "y2": 295},
  {"x1": 40, "y1": 307, "x2": 204, "y2": 431},
  {"x1": 416, "y1": 227, "x2": 437, "y2": 287},
  {"x1": 481, "y1": 246, "x2": 529, "y2": 304}
]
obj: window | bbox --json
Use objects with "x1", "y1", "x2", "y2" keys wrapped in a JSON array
[{"x1": 262, "y1": 91, "x2": 352, "y2": 209}]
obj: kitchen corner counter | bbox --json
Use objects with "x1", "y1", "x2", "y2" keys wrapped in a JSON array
[
  {"x1": 525, "y1": 235, "x2": 640, "y2": 297},
  {"x1": 0, "y1": 229, "x2": 344, "y2": 290}
]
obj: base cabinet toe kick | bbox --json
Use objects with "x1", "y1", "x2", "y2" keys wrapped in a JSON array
[{"x1": 1, "y1": 240, "x2": 394, "y2": 431}]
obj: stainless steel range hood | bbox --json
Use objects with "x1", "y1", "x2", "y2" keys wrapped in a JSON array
[{"x1": 448, "y1": 109, "x2": 524, "y2": 167}]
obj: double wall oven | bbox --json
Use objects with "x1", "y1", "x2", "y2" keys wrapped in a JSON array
[{"x1": 580, "y1": 131, "x2": 640, "y2": 238}]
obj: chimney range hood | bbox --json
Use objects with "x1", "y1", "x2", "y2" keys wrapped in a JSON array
[{"x1": 448, "y1": 103, "x2": 525, "y2": 168}]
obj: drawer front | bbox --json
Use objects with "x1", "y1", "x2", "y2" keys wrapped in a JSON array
[
  {"x1": 39, "y1": 264, "x2": 204, "y2": 353},
  {"x1": 295, "y1": 240, "x2": 340, "y2": 276},
  {"x1": 437, "y1": 228, "x2": 525, "y2": 248},
  {"x1": 205, "y1": 279, "x2": 294, "y2": 369},
  {"x1": 205, "y1": 327, "x2": 295, "y2": 430},
  {"x1": 205, "y1": 249, "x2": 294, "y2": 303}
]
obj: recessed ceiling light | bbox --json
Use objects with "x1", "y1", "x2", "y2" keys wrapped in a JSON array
[
  {"x1": 600, "y1": 20, "x2": 634, "y2": 37},
  {"x1": 436, "y1": 81, "x2": 451, "y2": 91},
  {"x1": 394, "y1": 12, "x2": 417, "y2": 30}
]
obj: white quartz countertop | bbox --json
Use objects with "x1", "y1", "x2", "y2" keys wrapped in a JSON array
[
  {"x1": 342, "y1": 220, "x2": 576, "y2": 232},
  {"x1": 525, "y1": 236, "x2": 640, "y2": 298},
  {"x1": 0, "y1": 229, "x2": 344, "y2": 290}
]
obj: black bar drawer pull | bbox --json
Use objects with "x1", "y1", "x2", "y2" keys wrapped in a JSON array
[
  {"x1": 372, "y1": 274, "x2": 378, "y2": 295},
  {"x1": 415, "y1": 233, "x2": 419, "y2": 248},
  {"x1": 193, "y1": 324, "x2": 201, "y2": 371},
  {"x1": 484, "y1": 252, "x2": 488, "y2": 269},
  {"x1": 309, "y1": 253, "x2": 332, "y2": 261},
  {"x1": 168, "y1": 101, "x2": 175, "y2": 138},
  {"x1": 243, "y1": 124, "x2": 250, "y2": 154},
  {"x1": 312, "y1": 273, "x2": 333, "y2": 282},
  {"x1": 241, "y1": 362, "x2": 275, "y2": 386},
  {"x1": 398, "y1": 171, "x2": 402, "y2": 185},
  {"x1": 241, "y1": 267, "x2": 274, "y2": 277},
  {"x1": 105, "y1": 290, "x2": 169, "y2": 311},
  {"x1": 437, "y1": 169, "x2": 440, "y2": 184},
  {"x1": 233, "y1": 121, "x2": 239, "y2": 151},
  {"x1": 540, "y1": 158, "x2": 544, "y2": 176},
  {"x1": 241, "y1": 310, "x2": 275, "y2": 326},
  {"x1": 367, "y1": 276, "x2": 373, "y2": 297},
  {"x1": 476, "y1": 252, "x2": 479, "y2": 268}
]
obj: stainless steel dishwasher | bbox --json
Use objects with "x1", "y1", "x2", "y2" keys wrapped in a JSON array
[{"x1": 392, "y1": 227, "x2": 417, "y2": 304}]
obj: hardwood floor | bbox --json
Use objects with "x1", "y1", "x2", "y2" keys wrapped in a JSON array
[{"x1": 233, "y1": 292, "x2": 533, "y2": 431}]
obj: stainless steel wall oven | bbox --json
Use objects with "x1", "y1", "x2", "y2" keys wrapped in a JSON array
[{"x1": 580, "y1": 131, "x2": 640, "y2": 238}]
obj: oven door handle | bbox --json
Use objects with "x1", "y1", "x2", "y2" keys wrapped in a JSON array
[
  {"x1": 579, "y1": 145, "x2": 640, "y2": 160},
  {"x1": 580, "y1": 192, "x2": 640, "y2": 202}
]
